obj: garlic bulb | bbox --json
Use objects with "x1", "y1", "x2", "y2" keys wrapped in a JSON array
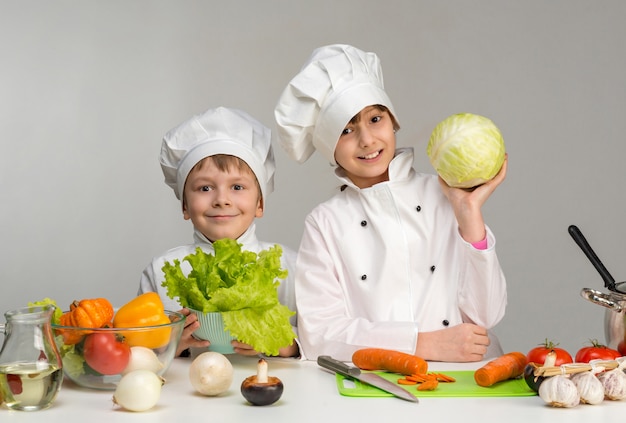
[
  {"x1": 538, "y1": 375, "x2": 580, "y2": 408},
  {"x1": 598, "y1": 367, "x2": 626, "y2": 400},
  {"x1": 571, "y1": 371, "x2": 604, "y2": 405}
]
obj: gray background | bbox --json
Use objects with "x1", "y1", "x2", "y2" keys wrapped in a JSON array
[{"x1": 2, "y1": 0, "x2": 625, "y2": 357}]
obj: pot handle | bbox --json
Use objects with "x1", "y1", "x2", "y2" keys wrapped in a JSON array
[{"x1": 580, "y1": 288, "x2": 624, "y2": 312}]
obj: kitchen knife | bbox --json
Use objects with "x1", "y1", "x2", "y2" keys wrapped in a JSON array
[{"x1": 317, "y1": 355, "x2": 419, "y2": 403}]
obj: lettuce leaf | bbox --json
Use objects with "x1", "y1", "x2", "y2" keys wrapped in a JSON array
[
  {"x1": 28, "y1": 297, "x2": 62, "y2": 324},
  {"x1": 28, "y1": 298, "x2": 86, "y2": 379},
  {"x1": 161, "y1": 239, "x2": 295, "y2": 356}
]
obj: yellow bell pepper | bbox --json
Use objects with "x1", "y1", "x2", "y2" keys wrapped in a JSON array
[{"x1": 113, "y1": 292, "x2": 171, "y2": 349}]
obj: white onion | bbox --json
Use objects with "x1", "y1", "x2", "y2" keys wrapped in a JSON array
[
  {"x1": 189, "y1": 352, "x2": 233, "y2": 396},
  {"x1": 113, "y1": 370, "x2": 163, "y2": 412},
  {"x1": 122, "y1": 346, "x2": 164, "y2": 375}
]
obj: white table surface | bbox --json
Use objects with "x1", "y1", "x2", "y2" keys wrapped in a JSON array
[{"x1": 3, "y1": 353, "x2": 626, "y2": 422}]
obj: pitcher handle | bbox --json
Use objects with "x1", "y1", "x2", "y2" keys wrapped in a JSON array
[{"x1": 580, "y1": 288, "x2": 624, "y2": 312}]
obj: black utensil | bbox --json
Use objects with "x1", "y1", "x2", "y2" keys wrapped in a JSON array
[{"x1": 568, "y1": 224, "x2": 626, "y2": 294}]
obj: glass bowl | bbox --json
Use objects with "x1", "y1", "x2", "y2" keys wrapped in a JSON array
[
  {"x1": 51, "y1": 310, "x2": 185, "y2": 390},
  {"x1": 189, "y1": 310, "x2": 236, "y2": 354}
]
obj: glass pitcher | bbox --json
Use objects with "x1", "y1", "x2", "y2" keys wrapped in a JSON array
[{"x1": 0, "y1": 305, "x2": 63, "y2": 411}]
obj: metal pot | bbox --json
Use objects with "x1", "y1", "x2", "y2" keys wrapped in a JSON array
[
  {"x1": 580, "y1": 288, "x2": 626, "y2": 349},
  {"x1": 569, "y1": 225, "x2": 626, "y2": 350}
]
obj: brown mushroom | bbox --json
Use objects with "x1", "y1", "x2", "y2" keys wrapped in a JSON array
[{"x1": 241, "y1": 358, "x2": 283, "y2": 406}]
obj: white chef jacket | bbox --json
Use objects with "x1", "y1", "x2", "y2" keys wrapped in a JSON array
[
  {"x1": 138, "y1": 224, "x2": 298, "y2": 329},
  {"x1": 296, "y1": 148, "x2": 507, "y2": 361}
]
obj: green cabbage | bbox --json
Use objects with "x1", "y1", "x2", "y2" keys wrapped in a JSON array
[
  {"x1": 427, "y1": 113, "x2": 505, "y2": 189},
  {"x1": 161, "y1": 239, "x2": 295, "y2": 356}
]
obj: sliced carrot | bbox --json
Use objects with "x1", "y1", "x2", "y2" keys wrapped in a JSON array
[
  {"x1": 406, "y1": 372, "x2": 454, "y2": 383},
  {"x1": 406, "y1": 374, "x2": 428, "y2": 383},
  {"x1": 435, "y1": 372, "x2": 456, "y2": 383},
  {"x1": 417, "y1": 379, "x2": 439, "y2": 391},
  {"x1": 398, "y1": 372, "x2": 455, "y2": 391}
]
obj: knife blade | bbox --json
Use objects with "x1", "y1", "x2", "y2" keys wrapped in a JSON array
[{"x1": 317, "y1": 355, "x2": 419, "y2": 403}]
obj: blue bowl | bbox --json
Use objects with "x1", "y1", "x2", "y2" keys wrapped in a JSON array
[{"x1": 190, "y1": 310, "x2": 236, "y2": 354}]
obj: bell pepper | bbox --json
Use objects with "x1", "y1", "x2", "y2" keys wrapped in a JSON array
[{"x1": 112, "y1": 292, "x2": 171, "y2": 349}]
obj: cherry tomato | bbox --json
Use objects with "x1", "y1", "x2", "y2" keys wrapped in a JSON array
[
  {"x1": 83, "y1": 332, "x2": 131, "y2": 375},
  {"x1": 526, "y1": 339, "x2": 573, "y2": 366},
  {"x1": 575, "y1": 340, "x2": 621, "y2": 362},
  {"x1": 618, "y1": 340, "x2": 626, "y2": 356}
]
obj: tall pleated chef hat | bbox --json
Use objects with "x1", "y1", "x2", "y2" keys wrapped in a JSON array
[
  {"x1": 274, "y1": 44, "x2": 398, "y2": 164},
  {"x1": 160, "y1": 106, "x2": 274, "y2": 204}
]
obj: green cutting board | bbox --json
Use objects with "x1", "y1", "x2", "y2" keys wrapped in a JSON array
[{"x1": 336, "y1": 370, "x2": 536, "y2": 397}]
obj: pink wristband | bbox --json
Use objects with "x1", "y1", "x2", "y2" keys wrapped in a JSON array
[{"x1": 471, "y1": 238, "x2": 488, "y2": 250}]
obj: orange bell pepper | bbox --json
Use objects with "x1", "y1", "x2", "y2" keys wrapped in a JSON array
[{"x1": 112, "y1": 292, "x2": 171, "y2": 349}]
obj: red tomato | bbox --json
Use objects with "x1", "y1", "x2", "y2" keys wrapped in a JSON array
[
  {"x1": 526, "y1": 339, "x2": 573, "y2": 366},
  {"x1": 618, "y1": 340, "x2": 626, "y2": 356},
  {"x1": 575, "y1": 340, "x2": 621, "y2": 363},
  {"x1": 83, "y1": 332, "x2": 131, "y2": 375}
]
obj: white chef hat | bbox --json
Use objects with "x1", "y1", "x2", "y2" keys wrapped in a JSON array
[
  {"x1": 159, "y1": 106, "x2": 274, "y2": 204},
  {"x1": 274, "y1": 44, "x2": 397, "y2": 164}
]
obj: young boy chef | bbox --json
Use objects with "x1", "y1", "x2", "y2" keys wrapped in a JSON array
[{"x1": 139, "y1": 106, "x2": 298, "y2": 358}]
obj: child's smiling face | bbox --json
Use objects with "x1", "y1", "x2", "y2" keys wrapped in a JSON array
[
  {"x1": 182, "y1": 157, "x2": 263, "y2": 242},
  {"x1": 333, "y1": 105, "x2": 397, "y2": 189}
]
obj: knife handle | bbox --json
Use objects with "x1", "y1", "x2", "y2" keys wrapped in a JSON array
[{"x1": 317, "y1": 355, "x2": 360, "y2": 378}]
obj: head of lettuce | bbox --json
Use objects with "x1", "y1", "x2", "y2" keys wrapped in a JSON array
[
  {"x1": 427, "y1": 113, "x2": 505, "y2": 189},
  {"x1": 161, "y1": 238, "x2": 295, "y2": 356}
]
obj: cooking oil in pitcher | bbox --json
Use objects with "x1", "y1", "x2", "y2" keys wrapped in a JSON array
[
  {"x1": 0, "y1": 362, "x2": 63, "y2": 410},
  {"x1": 0, "y1": 305, "x2": 63, "y2": 411}
]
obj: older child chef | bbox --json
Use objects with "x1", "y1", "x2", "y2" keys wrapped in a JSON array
[{"x1": 274, "y1": 44, "x2": 507, "y2": 362}]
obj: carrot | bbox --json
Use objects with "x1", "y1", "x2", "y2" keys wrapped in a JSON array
[
  {"x1": 417, "y1": 379, "x2": 439, "y2": 391},
  {"x1": 473, "y1": 351, "x2": 528, "y2": 387},
  {"x1": 406, "y1": 374, "x2": 428, "y2": 383},
  {"x1": 398, "y1": 371, "x2": 456, "y2": 390},
  {"x1": 434, "y1": 372, "x2": 456, "y2": 383},
  {"x1": 352, "y1": 348, "x2": 428, "y2": 375}
]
